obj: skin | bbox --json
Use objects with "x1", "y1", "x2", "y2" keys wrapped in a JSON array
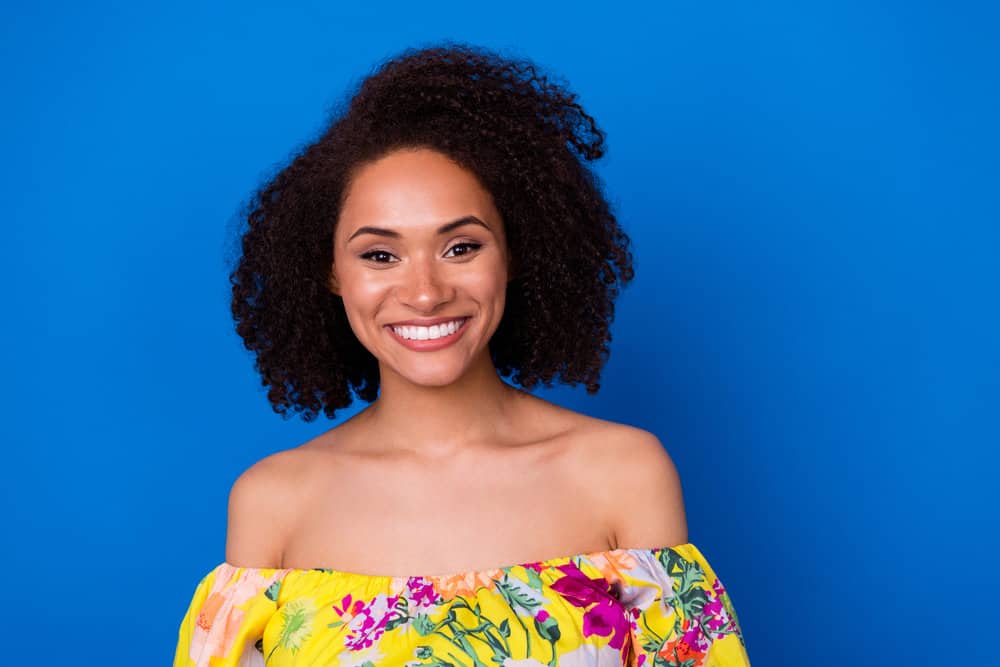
[
  {"x1": 224, "y1": 147, "x2": 688, "y2": 575},
  {"x1": 328, "y1": 146, "x2": 525, "y2": 456}
]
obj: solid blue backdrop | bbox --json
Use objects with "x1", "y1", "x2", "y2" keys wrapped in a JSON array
[{"x1": 3, "y1": 1, "x2": 997, "y2": 665}]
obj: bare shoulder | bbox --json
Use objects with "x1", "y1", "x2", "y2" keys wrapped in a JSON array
[
  {"x1": 224, "y1": 446, "x2": 317, "y2": 568},
  {"x1": 564, "y1": 413, "x2": 689, "y2": 550}
]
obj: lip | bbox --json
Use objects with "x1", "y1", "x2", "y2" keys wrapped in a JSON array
[
  {"x1": 385, "y1": 317, "x2": 471, "y2": 352},
  {"x1": 386, "y1": 316, "x2": 469, "y2": 327}
]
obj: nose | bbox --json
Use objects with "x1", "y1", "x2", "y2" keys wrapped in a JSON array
[{"x1": 396, "y1": 254, "x2": 454, "y2": 311}]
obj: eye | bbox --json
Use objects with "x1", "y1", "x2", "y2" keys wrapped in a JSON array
[
  {"x1": 358, "y1": 243, "x2": 482, "y2": 265},
  {"x1": 359, "y1": 249, "x2": 397, "y2": 264},
  {"x1": 445, "y1": 242, "x2": 483, "y2": 258}
]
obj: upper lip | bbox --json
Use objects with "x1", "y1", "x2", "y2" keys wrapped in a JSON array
[{"x1": 386, "y1": 316, "x2": 469, "y2": 327}]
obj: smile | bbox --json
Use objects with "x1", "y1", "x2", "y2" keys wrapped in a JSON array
[{"x1": 385, "y1": 317, "x2": 471, "y2": 351}]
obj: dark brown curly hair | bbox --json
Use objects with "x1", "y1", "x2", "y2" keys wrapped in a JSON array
[{"x1": 228, "y1": 41, "x2": 635, "y2": 421}]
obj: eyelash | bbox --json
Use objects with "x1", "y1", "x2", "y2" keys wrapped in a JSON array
[{"x1": 359, "y1": 242, "x2": 483, "y2": 264}]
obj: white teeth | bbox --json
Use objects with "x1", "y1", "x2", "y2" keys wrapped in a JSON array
[{"x1": 391, "y1": 318, "x2": 466, "y2": 341}]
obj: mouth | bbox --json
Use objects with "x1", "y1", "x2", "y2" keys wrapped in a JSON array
[{"x1": 385, "y1": 317, "x2": 470, "y2": 342}]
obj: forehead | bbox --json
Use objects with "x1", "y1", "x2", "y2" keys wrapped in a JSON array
[{"x1": 339, "y1": 148, "x2": 500, "y2": 236}]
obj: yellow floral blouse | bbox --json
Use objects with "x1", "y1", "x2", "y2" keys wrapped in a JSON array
[{"x1": 174, "y1": 542, "x2": 750, "y2": 666}]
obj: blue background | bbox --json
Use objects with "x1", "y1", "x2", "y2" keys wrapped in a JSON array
[{"x1": 3, "y1": 1, "x2": 997, "y2": 665}]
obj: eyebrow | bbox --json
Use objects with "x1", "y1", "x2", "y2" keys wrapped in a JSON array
[{"x1": 346, "y1": 215, "x2": 491, "y2": 243}]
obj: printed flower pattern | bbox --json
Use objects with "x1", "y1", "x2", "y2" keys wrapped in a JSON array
[
  {"x1": 186, "y1": 565, "x2": 286, "y2": 665},
  {"x1": 174, "y1": 544, "x2": 750, "y2": 667}
]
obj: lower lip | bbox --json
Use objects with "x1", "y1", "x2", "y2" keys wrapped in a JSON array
[{"x1": 385, "y1": 318, "x2": 471, "y2": 352}]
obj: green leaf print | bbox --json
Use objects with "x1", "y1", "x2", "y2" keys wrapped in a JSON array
[
  {"x1": 264, "y1": 580, "x2": 281, "y2": 602},
  {"x1": 384, "y1": 595, "x2": 411, "y2": 633},
  {"x1": 494, "y1": 579, "x2": 541, "y2": 614},
  {"x1": 265, "y1": 598, "x2": 315, "y2": 662},
  {"x1": 479, "y1": 630, "x2": 507, "y2": 658},
  {"x1": 533, "y1": 614, "x2": 560, "y2": 642},
  {"x1": 660, "y1": 549, "x2": 706, "y2": 595},
  {"x1": 641, "y1": 636, "x2": 662, "y2": 653},
  {"x1": 450, "y1": 599, "x2": 472, "y2": 611},
  {"x1": 454, "y1": 633, "x2": 488, "y2": 667},
  {"x1": 657, "y1": 547, "x2": 719, "y2": 635},
  {"x1": 678, "y1": 585, "x2": 709, "y2": 618},
  {"x1": 424, "y1": 593, "x2": 518, "y2": 667},
  {"x1": 414, "y1": 614, "x2": 436, "y2": 636}
]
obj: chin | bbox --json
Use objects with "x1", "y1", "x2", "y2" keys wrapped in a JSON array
[{"x1": 403, "y1": 369, "x2": 468, "y2": 387}]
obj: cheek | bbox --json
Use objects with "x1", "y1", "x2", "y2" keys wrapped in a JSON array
[
  {"x1": 334, "y1": 272, "x2": 389, "y2": 336},
  {"x1": 462, "y1": 267, "x2": 508, "y2": 318},
  {"x1": 465, "y1": 255, "x2": 509, "y2": 294},
  {"x1": 336, "y1": 264, "x2": 388, "y2": 304}
]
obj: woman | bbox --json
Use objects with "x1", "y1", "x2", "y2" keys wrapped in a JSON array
[{"x1": 174, "y1": 43, "x2": 751, "y2": 667}]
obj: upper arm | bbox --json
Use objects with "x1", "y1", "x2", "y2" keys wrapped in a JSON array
[
  {"x1": 225, "y1": 452, "x2": 300, "y2": 568},
  {"x1": 609, "y1": 428, "x2": 689, "y2": 549}
]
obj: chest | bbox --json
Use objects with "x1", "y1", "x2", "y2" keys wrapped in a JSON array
[{"x1": 281, "y1": 442, "x2": 616, "y2": 574}]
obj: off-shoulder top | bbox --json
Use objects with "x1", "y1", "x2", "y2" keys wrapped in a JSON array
[{"x1": 173, "y1": 542, "x2": 750, "y2": 666}]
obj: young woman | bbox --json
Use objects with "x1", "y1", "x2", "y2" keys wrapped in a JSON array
[{"x1": 174, "y1": 43, "x2": 751, "y2": 667}]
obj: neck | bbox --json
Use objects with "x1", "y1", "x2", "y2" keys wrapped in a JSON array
[{"x1": 358, "y1": 352, "x2": 528, "y2": 460}]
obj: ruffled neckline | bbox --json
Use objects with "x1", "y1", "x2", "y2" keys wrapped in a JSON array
[{"x1": 215, "y1": 542, "x2": 698, "y2": 582}]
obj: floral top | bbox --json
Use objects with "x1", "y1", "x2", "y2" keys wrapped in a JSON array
[{"x1": 173, "y1": 542, "x2": 750, "y2": 666}]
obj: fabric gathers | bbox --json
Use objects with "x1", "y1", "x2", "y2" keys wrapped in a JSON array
[{"x1": 173, "y1": 542, "x2": 750, "y2": 666}]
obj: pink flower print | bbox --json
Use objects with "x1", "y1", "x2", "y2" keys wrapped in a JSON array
[
  {"x1": 406, "y1": 576, "x2": 440, "y2": 611},
  {"x1": 702, "y1": 598, "x2": 727, "y2": 632},
  {"x1": 680, "y1": 617, "x2": 711, "y2": 654},
  {"x1": 188, "y1": 565, "x2": 281, "y2": 666},
  {"x1": 535, "y1": 609, "x2": 549, "y2": 623},
  {"x1": 551, "y1": 562, "x2": 630, "y2": 649},
  {"x1": 343, "y1": 593, "x2": 400, "y2": 651},
  {"x1": 331, "y1": 593, "x2": 366, "y2": 618},
  {"x1": 582, "y1": 597, "x2": 630, "y2": 650},
  {"x1": 551, "y1": 562, "x2": 609, "y2": 607}
]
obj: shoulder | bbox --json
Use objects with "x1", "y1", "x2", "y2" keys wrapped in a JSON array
[
  {"x1": 566, "y1": 415, "x2": 689, "y2": 550},
  {"x1": 225, "y1": 446, "x2": 315, "y2": 568}
]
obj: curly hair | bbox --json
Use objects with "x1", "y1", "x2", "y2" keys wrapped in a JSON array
[{"x1": 228, "y1": 41, "x2": 635, "y2": 421}]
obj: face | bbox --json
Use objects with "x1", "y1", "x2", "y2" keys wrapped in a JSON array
[{"x1": 330, "y1": 147, "x2": 512, "y2": 388}]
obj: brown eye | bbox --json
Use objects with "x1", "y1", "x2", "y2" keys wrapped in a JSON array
[
  {"x1": 359, "y1": 250, "x2": 397, "y2": 263},
  {"x1": 445, "y1": 242, "x2": 483, "y2": 258}
]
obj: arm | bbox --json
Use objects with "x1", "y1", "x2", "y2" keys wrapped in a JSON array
[
  {"x1": 225, "y1": 452, "x2": 301, "y2": 568},
  {"x1": 610, "y1": 429, "x2": 689, "y2": 549}
]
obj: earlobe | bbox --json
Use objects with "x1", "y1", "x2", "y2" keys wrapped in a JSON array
[{"x1": 328, "y1": 271, "x2": 340, "y2": 295}]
